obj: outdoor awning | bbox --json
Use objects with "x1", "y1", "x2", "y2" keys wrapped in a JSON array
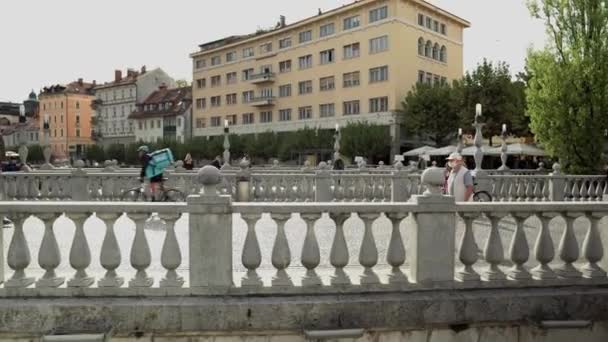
[
  {"x1": 403, "y1": 145, "x2": 436, "y2": 157},
  {"x1": 5, "y1": 151, "x2": 19, "y2": 158},
  {"x1": 487, "y1": 143, "x2": 547, "y2": 157},
  {"x1": 426, "y1": 145, "x2": 457, "y2": 156},
  {"x1": 460, "y1": 145, "x2": 501, "y2": 156}
]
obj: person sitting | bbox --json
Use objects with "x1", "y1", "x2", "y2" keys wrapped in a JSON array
[{"x1": 183, "y1": 153, "x2": 194, "y2": 170}]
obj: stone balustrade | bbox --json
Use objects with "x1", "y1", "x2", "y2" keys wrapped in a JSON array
[{"x1": 1, "y1": 166, "x2": 607, "y2": 298}]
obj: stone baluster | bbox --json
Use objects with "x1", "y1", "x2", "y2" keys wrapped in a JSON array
[
  {"x1": 5, "y1": 214, "x2": 35, "y2": 288},
  {"x1": 507, "y1": 213, "x2": 531, "y2": 280},
  {"x1": 524, "y1": 179, "x2": 535, "y2": 201},
  {"x1": 533, "y1": 179, "x2": 543, "y2": 202},
  {"x1": 333, "y1": 176, "x2": 344, "y2": 202},
  {"x1": 531, "y1": 213, "x2": 557, "y2": 280},
  {"x1": 329, "y1": 213, "x2": 351, "y2": 285},
  {"x1": 271, "y1": 213, "x2": 293, "y2": 286},
  {"x1": 29, "y1": 176, "x2": 40, "y2": 200},
  {"x1": 359, "y1": 213, "x2": 380, "y2": 284},
  {"x1": 456, "y1": 213, "x2": 480, "y2": 281},
  {"x1": 579, "y1": 180, "x2": 588, "y2": 202},
  {"x1": 35, "y1": 213, "x2": 64, "y2": 288},
  {"x1": 595, "y1": 181, "x2": 603, "y2": 202},
  {"x1": 391, "y1": 168, "x2": 409, "y2": 202},
  {"x1": 482, "y1": 213, "x2": 506, "y2": 281},
  {"x1": 508, "y1": 180, "x2": 517, "y2": 201},
  {"x1": 241, "y1": 214, "x2": 263, "y2": 287},
  {"x1": 516, "y1": 179, "x2": 526, "y2": 202},
  {"x1": 101, "y1": 176, "x2": 113, "y2": 201},
  {"x1": 587, "y1": 180, "x2": 597, "y2": 201},
  {"x1": 301, "y1": 213, "x2": 322, "y2": 286},
  {"x1": 542, "y1": 179, "x2": 550, "y2": 202},
  {"x1": 581, "y1": 212, "x2": 606, "y2": 279},
  {"x1": 97, "y1": 213, "x2": 124, "y2": 287},
  {"x1": 128, "y1": 213, "x2": 153, "y2": 287},
  {"x1": 571, "y1": 181, "x2": 580, "y2": 202},
  {"x1": 160, "y1": 213, "x2": 184, "y2": 287},
  {"x1": 555, "y1": 212, "x2": 582, "y2": 278},
  {"x1": 387, "y1": 212, "x2": 408, "y2": 284},
  {"x1": 67, "y1": 213, "x2": 94, "y2": 287},
  {"x1": 17, "y1": 175, "x2": 28, "y2": 200},
  {"x1": 563, "y1": 180, "x2": 572, "y2": 202},
  {"x1": 604, "y1": 181, "x2": 608, "y2": 201}
]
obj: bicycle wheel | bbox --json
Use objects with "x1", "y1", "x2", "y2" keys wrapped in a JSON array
[
  {"x1": 162, "y1": 188, "x2": 186, "y2": 202},
  {"x1": 473, "y1": 191, "x2": 492, "y2": 202},
  {"x1": 121, "y1": 188, "x2": 146, "y2": 202}
]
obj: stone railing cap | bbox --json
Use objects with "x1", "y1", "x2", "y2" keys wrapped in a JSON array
[{"x1": 198, "y1": 165, "x2": 222, "y2": 185}]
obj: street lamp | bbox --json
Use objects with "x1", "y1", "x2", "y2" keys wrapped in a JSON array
[
  {"x1": 498, "y1": 123, "x2": 509, "y2": 170},
  {"x1": 472, "y1": 103, "x2": 485, "y2": 171},
  {"x1": 457, "y1": 128, "x2": 464, "y2": 153},
  {"x1": 222, "y1": 119, "x2": 230, "y2": 168},
  {"x1": 333, "y1": 123, "x2": 341, "y2": 162}
]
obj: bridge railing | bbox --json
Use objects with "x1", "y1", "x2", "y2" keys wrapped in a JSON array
[{"x1": 0, "y1": 166, "x2": 606, "y2": 297}]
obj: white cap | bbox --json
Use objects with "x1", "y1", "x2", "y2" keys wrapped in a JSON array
[{"x1": 446, "y1": 152, "x2": 463, "y2": 161}]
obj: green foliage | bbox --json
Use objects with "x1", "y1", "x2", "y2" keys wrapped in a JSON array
[
  {"x1": 86, "y1": 145, "x2": 105, "y2": 162},
  {"x1": 0, "y1": 136, "x2": 5, "y2": 162},
  {"x1": 400, "y1": 83, "x2": 460, "y2": 146},
  {"x1": 26, "y1": 145, "x2": 44, "y2": 163},
  {"x1": 106, "y1": 144, "x2": 125, "y2": 162},
  {"x1": 340, "y1": 122, "x2": 391, "y2": 162},
  {"x1": 526, "y1": 0, "x2": 608, "y2": 173}
]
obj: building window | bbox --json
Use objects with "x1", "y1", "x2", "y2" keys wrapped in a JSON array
[
  {"x1": 76, "y1": 101, "x2": 80, "y2": 109},
  {"x1": 369, "y1": 66, "x2": 389, "y2": 83},
  {"x1": 426, "y1": 72, "x2": 433, "y2": 85},
  {"x1": 76, "y1": 115, "x2": 80, "y2": 124},
  {"x1": 227, "y1": 72, "x2": 237, "y2": 84},
  {"x1": 226, "y1": 93, "x2": 237, "y2": 105},
  {"x1": 60, "y1": 129, "x2": 64, "y2": 137},
  {"x1": 279, "y1": 60, "x2": 292, "y2": 73},
  {"x1": 343, "y1": 71, "x2": 360, "y2": 88},
  {"x1": 370, "y1": 35, "x2": 389, "y2": 54},
  {"x1": 433, "y1": 43, "x2": 439, "y2": 60},
  {"x1": 343, "y1": 100, "x2": 360, "y2": 115},
  {"x1": 76, "y1": 129, "x2": 80, "y2": 137},
  {"x1": 279, "y1": 84, "x2": 292, "y2": 97},
  {"x1": 139, "y1": 122, "x2": 143, "y2": 130},
  {"x1": 195, "y1": 59, "x2": 206, "y2": 69},
  {"x1": 299, "y1": 30, "x2": 312, "y2": 43},
  {"x1": 211, "y1": 75, "x2": 221, "y2": 87},
  {"x1": 196, "y1": 78, "x2": 206, "y2": 88},
  {"x1": 418, "y1": 38, "x2": 424, "y2": 55},
  {"x1": 298, "y1": 55, "x2": 313, "y2": 69},
  {"x1": 243, "y1": 47, "x2": 254, "y2": 58},
  {"x1": 260, "y1": 42, "x2": 273, "y2": 54},
  {"x1": 344, "y1": 15, "x2": 360, "y2": 30},
  {"x1": 320, "y1": 49, "x2": 335, "y2": 64},
  {"x1": 343, "y1": 43, "x2": 360, "y2": 59},
  {"x1": 369, "y1": 6, "x2": 388, "y2": 22},
  {"x1": 61, "y1": 115, "x2": 64, "y2": 123},
  {"x1": 441, "y1": 23, "x2": 447, "y2": 35},
  {"x1": 298, "y1": 106, "x2": 312, "y2": 120},
  {"x1": 425, "y1": 40, "x2": 432, "y2": 57},
  {"x1": 434, "y1": 75, "x2": 440, "y2": 85},
  {"x1": 195, "y1": 118, "x2": 204, "y2": 128},
  {"x1": 434, "y1": 20, "x2": 440, "y2": 32},
  {"x1": 227, "y1": 114, "x2": 237, "y2": 125},
  {"x1": 242, "y1": 113, "x2": 254, "y2": 124},
  {"x1": 369, "y1": 97, "x2": 389, "y2": 112},
  {"x1": 320, "y1": 76, "x2": 335, "y2": 91},
  {"x1": 226, "y1": 51, "x2": 237, "y2": 62},
  {"x1": 320, "y1": 23, "x2": 335, "y2": 37},
  {"x1": 211, "y1": 56, "x2": 221, "y2": 66},
  {"x1": 196, "y1": 98, "x2": 207, "y2": 109},
  {"x1": 418, "y1": 14, "x2": 424, "y2": 26},
  {"x1": 260, "y1": 111, "x2": 273, "y2": 123},
  {"x1": 319, "y1": 103, "x2": 335, "y2": 118},
  {"x1": 441, "y1": 76, "x2": 447, "y2": 85},
  {"x1": 242, "y1": 90, "x2": 254, "y2": 103},
  {"x1": 279, "y1": 109, "x2": 292, "y2": 121},
  {"x1": 260, "y1": 87, "x2": 273, "y2": 98},
  {"x1": 242, "y1": 68, "x2": 254, "y2": 81},
  {"x1": 426, "y1": 17, "x2": 432, "y2": 29},
  {"x1": 440, "y1": 46, "x2": 447, "y2": 62},
  {"x1": 279, "y1": 37, "x2": 292, "y2": 49},
  {"x1": 61, "y1": 102, "x2": 64, "y2": 109},
  {"x1": 211, "y1": 116, "x2": 221, "y2": 127},
  {"x1": 298, "y1": 80, "x2": 313, "y2": 95},
  {"x1": 211, "y1": 96, "x2": 221, "y2": 107},
  {"x1": 418, "y1": 70, "x2": 425, "y2": 84}
]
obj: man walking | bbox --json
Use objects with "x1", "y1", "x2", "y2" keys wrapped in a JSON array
[{"x1": 446, "y1": 153, "x2": 474, "y2": 202}]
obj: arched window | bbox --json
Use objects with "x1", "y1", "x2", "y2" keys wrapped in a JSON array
[
  {"x1": 418, "y1": 38, "x2": 424, "y2": 55},
  {"x1": 440, "y1": 45, "x2": 447, "y2": 62},
  {"x1": 432, "y1": 43, "x2": 439, "y2": 60},
  {"x1": 425, "y1": 40, "x2": 432, "y2": 57}
]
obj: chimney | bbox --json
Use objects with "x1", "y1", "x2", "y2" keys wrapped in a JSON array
[
  {"x1": 159, "y1": 82, "x2": 167, "y2": 90},
  {"x1": 92, "y1": 80, "x2": 97, "y2": 86},
  {"x1": 115, "y1": 70, "x2": 122, "y2": 82},
  {"x1": 141, "y1": 65, "x2": 147, "y2": 74},
  {"x1": 78, "y1": 78, "x2": 83, "y2": 86},
  {"x1": 280, "y1": 15, "x2": 286, "y2": 27}
]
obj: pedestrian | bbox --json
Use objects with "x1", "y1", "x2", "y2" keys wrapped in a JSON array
[
  {"x1": 333, "y1": 158, "x2": 345, "y2": 171},
  {"x1": 183, "y1": 153, "x2": 194, "y2": 170},
  {"x1": 446, "y1": 152, "x2": 474, "y2": 202},
  {"x1": 210, "y1": 155, "x2": 222, "y2": 169}
]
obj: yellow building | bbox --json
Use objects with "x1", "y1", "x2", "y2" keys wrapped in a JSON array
[{"x1": 190, "y1": 0, "x2": 469, "y2": 157}]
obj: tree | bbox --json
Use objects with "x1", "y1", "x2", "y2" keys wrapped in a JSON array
[
  {"x1": 526, "y1": 0, "x2": 608, "y2": 173},
  {"x1": 86, "y1": 145, "x2": 105, "y2": 162},
  {"x1": 341, "y1": 122, "x2": 391, "y2": 163},
  {"x1": 26, "y1": 144, "x2": 44, "y2": 163},
  {"x1": 175, "y1": 79, "x2": 190, "y2": 88},
  {"x1": 106, "y1": 144, "x2": 125, "y2": 163},
  {"x1": 400, "y1": 83, "x2": 460, "y2": 146},
  {"x1": 454, "y1": 60, "x2": 529, "y2": 144}
]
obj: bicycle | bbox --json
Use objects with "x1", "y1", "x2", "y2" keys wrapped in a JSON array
[
  {"x1": 121, "y1": 179, "x2": 185, "y2": 202},
  {"x1": 472, "y1": 182, "x2": 492, "y2": 202}
]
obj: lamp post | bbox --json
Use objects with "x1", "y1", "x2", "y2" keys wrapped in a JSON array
[
  {"x1": 457, "y1": 128, "x2": 464, "y2": 154},
  {"x1": 333, "y1": 123, "x2": 341, "y2": 162},
  {"x1": 41, "y1": 114, "x2": 53, "y2": 169},
  {"x1": 17, "y1": 105, "x2": 32, "y2": 171},
  {"x1": 472, "y1": 104, "x2": 485, "y2": 171},
  {"x1": 498, "y1": 124, "x2": 509, "y2": 171},
  {"x1": 222, "y1": 119, "x2": 230, "y2": 169}
]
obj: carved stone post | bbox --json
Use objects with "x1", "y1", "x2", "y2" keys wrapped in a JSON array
[
  {"x1": 549, "y1": 163, "x2": 565, "y2": 201},
  {"x1": 315, "y1": 162, "x2": 332, "y2": 202}
]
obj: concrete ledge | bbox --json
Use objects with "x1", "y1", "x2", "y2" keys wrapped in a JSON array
[{"x1": 1, "y1": 286, "x2": 608, "y2": 336}]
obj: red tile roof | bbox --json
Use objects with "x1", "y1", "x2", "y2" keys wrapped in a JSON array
[{"x1": 129, "y1": 86, "x2": 192, "y2": 119}]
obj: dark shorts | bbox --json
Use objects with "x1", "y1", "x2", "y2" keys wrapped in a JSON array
[{"x1": 150, "y1": 174, "x2": 163, "y2": 183}]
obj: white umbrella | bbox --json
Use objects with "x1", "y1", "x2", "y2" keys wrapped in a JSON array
[
  {"x1": 487, "y1": 143, "x2": 547, "y2": 157},
  {"x1": 460, "y1": 145, "x2": 501, "y2": 157},
  {"x1": 5, "y1": 151, "x2": 19, "y2": 158},
  {"x1": 427, "y1": 145, "x2": 457, "y2": 156},
  {"x1": 403, "y1": 146, "x2": 436, "y2": 157}
]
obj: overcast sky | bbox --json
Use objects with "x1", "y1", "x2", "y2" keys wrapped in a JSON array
[{"x1": 0, "y1": 0, "x2": 547, "y2": 102}]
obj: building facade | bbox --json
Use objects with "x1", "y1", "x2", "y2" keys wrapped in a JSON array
[
  {"x1": 190, "y1": 0, "x2": 469, "y2": 158},
  {"x1": 92, "y1": 66, "x2": 176, "y2": 147},
  {"x1": 0, "y1": 90, "x2": 40, "y2": 148},
  {"x1": 38, "y1": 79, "x2": 95, "y2": 159},
  {"x1": 129, "y1": 85, "x2": 192, "y2": 143}
]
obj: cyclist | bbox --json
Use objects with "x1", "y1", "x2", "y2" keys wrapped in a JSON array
[{"x1": 138, "y1": 145, "x2": 164, "y2": 199}]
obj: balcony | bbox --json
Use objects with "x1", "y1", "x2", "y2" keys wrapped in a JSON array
[
  {"x1": 249, "y1": 96, "x2": 275, "y2": 107},
  {"x1": 248, "y1": 72, "x2": 275, "y2": 84}
]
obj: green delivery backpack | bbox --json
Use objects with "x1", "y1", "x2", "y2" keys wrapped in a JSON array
[{"x1": 145, "y1": 148, "x2": 174, "y2": 179}]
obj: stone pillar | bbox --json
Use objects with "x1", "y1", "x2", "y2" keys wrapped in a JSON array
[
  {"x1": 236, "y1": 158, "x2": 251, "y2": 202},
  {"x1": 391, "y1": 162, "x2": 409, "y2": 202},
  {"x1": 549, "y1": 163, "x2": 565, "y2": 201},
  {"x1": 408, "y1": 167, "x2": 455, "y2": 284},
  {"x1": 315, "y1": 162, "x2": 332, "y2": 202},
  {"x1": 188, "y1": 166, "x2": 233, "y2": 288},
  {"x1": 389, "y1": 115, "x2": 401, "y2": 163},
  {"x1": 70, "y1": 160, "x2": 89, "y2": 201}
]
